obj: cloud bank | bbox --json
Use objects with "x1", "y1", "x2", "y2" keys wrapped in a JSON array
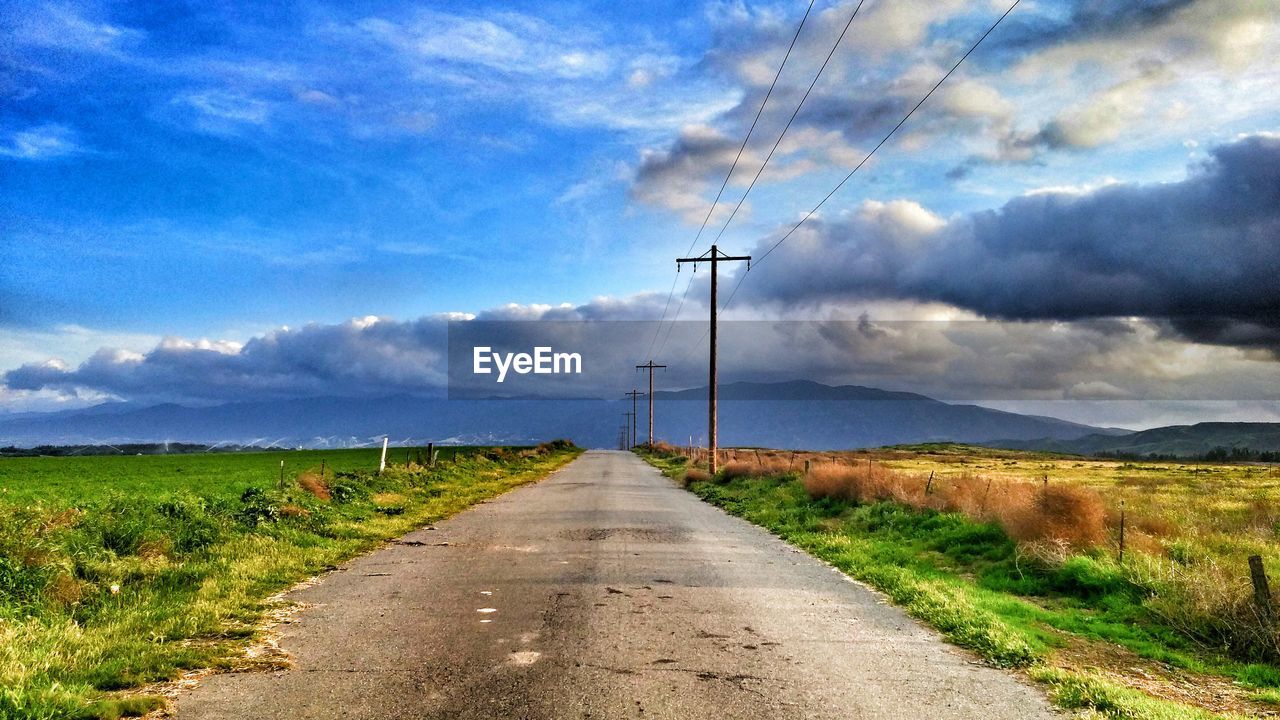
[{"x1": 732, "y1": 133, "x2": 1280, "y2": 348}]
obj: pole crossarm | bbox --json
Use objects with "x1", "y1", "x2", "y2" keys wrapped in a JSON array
[
  {"x1": 624, "y1": 389, "x2": 644, "y2": 450},
  {"x1": 636, "y1": 361, "x2": 667, "y2": 447},
  {"x1": 676, "y1": 246, "x2": 752, "y2": 268}
]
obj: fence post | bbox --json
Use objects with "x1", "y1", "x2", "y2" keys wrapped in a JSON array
[
  {"x1": 804, "y1": 459, "x2": 811, "y2": 476},
  {"x1": 1118, "y1": 500, "x2": 1126, "y2": 563},
  {"x1": 1250, "y1": 555, "x2": 1273, "y2": 623},
  {"x1": 279, "y1": 459, "x2": 285, "y2": 489},
  {"x1": 925, "y1": 470, "x2": 935, "y2": 495},
  {"x1": 428, "y1": 442, "x2": 435, "y2": 468},
  {"x1": 379, "y1": 437, "x2": 388, "y2": 474}
]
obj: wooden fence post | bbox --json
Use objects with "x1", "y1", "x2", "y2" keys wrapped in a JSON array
[
  {"x1": 428, "y1": 442, "x2": 435, "y2": 467},
  {"x1": 1250, "y1": 555, "x2": 1273, "y2": 623}
]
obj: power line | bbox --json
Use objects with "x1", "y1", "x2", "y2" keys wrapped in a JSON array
[
  {"x1": 653, "y1": 0, "x2": 867, "y2": 360},
  {"x1": 643, "y1": 0, "x2": 816, "y2": 362},
  {"x1": 709, "y1": 0, "x2": 868, "y2": 246},
  {"x1": 718, "y1": 0, "x2": 1023, "y2": 315}
]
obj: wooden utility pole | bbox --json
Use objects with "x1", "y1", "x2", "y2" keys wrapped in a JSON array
[
  {"x1": 624, "y1": 389, "x2": 644, "y2": 449},
  {"x1": 635, "y1": 361, "x2": 666, "y2": 446},
  {"x1": 676, "y1": 244, "x2": 750, "y2": 475},
  {"x1": 622, "y1": 413, "x2": 634, "y2": 450}
]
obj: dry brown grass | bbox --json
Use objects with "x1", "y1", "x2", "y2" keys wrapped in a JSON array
[
  {"x1": 45, "y1": 572, "x2": 83, "y2": 606},
  {"x1": 718, "y1": 461, "x2": 755, "y2": 481},
  {"x1": 136, "y1": 537, "x2": 172, "y2": 560},
  {"x1": 683, "y1": 468, "x2": 711, "y2": 486},
  {"x1": 796, "y1": 458, "x2": 1108, "y2": 550},
  {"x1": 999, "y1": 483, "x2": 1107, "y2": 548},
  {"x1": 649, "y1": 440, "x2": 677, "y2": 455},
  {"x1": 279, "y1": 504, "x2": 311, "y2": 519},
  {"x1": 296, "y1": 472, "x2": 330, "y2": 501}
]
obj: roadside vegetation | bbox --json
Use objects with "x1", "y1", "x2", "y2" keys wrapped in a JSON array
[
  {"x1": 0, "y1": 441, "x2": 579, "y2": 720},
  {"x1": 639, "y1": 442, "x2": 1280, "y2": 719}
]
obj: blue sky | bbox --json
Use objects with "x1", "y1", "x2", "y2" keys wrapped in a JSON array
[{"x1": 3, "y1": 0, "x2": 1279, "y2": 426}]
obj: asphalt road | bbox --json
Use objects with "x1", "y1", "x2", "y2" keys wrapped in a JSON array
[{"x1": 176, "y1": 450, "x2": 1055, "y2": 719}]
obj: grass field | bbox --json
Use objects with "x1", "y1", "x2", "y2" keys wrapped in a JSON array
[
  {"x1": 0, "y1": 443, "x2": 579, "y2": 720},
  {"x1": 0, "y1": 446, "x2": 478, "y2": 504},
  {"x1": 642, "y1": 444, "x2": 1280, "y2": 720}
]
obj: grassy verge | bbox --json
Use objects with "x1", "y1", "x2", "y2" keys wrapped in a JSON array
[
  {"x1": 638, "y1": 448, "x2": 1276, "y2": 720},
  {"x1": 0, "y1": 442, "x2": 580, "y2": 719}
]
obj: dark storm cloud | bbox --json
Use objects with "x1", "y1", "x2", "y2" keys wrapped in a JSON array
[{"x1": 736, "y1": 133, "x2": 1280, "y2": 348}]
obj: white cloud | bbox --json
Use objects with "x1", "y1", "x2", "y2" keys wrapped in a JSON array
[{"x1": 0, "y1": 124, "x2": 85, "y2": 160}]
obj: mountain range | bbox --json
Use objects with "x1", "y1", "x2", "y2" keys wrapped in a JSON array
[
  {"x1": 996, "y1": 422, "x2": 1280, "y2": 457},
  {"x1": 1, "y1": 380, "x2": 1270, "y2": 457},
  {"x1": 0, "y1": 380, "x2": 1110, "y2": 450}
]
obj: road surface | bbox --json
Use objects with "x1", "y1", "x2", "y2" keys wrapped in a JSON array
[{"x1": 176, "y1": 450, "x2": 1054, "y2": 719}]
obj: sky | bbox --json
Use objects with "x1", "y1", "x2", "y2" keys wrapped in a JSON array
[{"x1": 2, "y1": 0, "x2": 1279, "y2": 429}]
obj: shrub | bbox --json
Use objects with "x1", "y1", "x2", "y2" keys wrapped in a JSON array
[
  {"x1": 236, "y1": 487, "x2": 281, "y2": 526},
  {"x1": 718, "y1": 461, "x2": 755, "y2": 482},
  {"x1": 802, "y1": 463, "x2": 860, "y2": 501},
  {"x1": 156, "y1": 494, "x2": 226, "y2": 552},
  {"x1": 999, "y1": 484, "x2": 1106, "y2": 549},
  {"x1": 682, "y1": 468, "x2": 711, "y2": 486},
  {"x1": 330, "y1": 483, "x2": 361, "y2": 504}
]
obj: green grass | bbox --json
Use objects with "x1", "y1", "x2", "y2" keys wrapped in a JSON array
[
  {"x1": 0, "y1": 443, "x2": 579, "y2": 720},
  {"x1": 639, "y1": 449, "x2": 1268, "y2": 720},
  {"x1": 0, "y1": 446, "x2": 479, "y2": 504}
]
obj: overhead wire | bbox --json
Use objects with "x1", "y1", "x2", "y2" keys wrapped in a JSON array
[
  {"x1": 707, "y1": 0, "x2": 868, "y2": 246},
  {"x1": 644, "y1": 0, "x2": 816, "y2": 363},
  {"x1": 654, "y1": 0, "x2": 868, "y2": 360},
  {"x1": 716, "y1": 0, "x2": 1023, "y2": 317}
]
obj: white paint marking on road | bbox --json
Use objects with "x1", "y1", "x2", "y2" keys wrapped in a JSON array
[
  {"x1": 480, "y1": 591, "x2": 493, "y2": 596},
  {"x1": 477, "y1": 608, "x2": 497, "y2": 613},
  {"x1": 479, "y1": 619, "x2": 492, "y2": 624}
]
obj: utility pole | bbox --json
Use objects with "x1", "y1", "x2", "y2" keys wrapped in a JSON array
[
  {"x1": 635, "y1": 360, "x2": 666, "y2": 446},
  {"x1": 624, "y1": 389, "x2": 644, "y2": 449},
  {"x1": 622, "y1": 413, "x2": 634, "y2": 450},
  {"x1": 676, "y1": 244, "x2": 750, "y2": 475}
]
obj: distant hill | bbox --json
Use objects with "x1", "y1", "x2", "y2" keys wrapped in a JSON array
[
  {"x1": 0, "y1": 380, "x2": 1112, "y2": 450},
  {"x1": 993, "y1": 422, "x2": 1280, "y2": 458}
]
